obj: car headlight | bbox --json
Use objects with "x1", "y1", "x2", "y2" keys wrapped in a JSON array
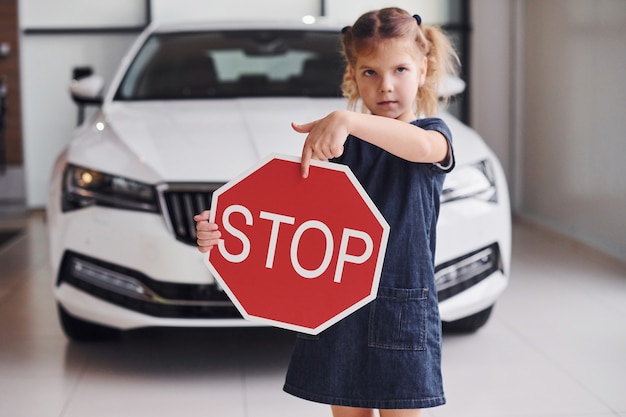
[
  {"x1": 441, "y1": 159, "x2": 497, "y2": 204},
  {"x1": 62, "y1": 164, "x2": 159, "y2": 213}
]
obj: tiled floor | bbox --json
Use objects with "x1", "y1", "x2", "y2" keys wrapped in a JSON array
[{"x1": 0, "y1": 212, "x2": 625, "y2": 417}]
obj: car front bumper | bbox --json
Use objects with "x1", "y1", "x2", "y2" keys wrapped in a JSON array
[{"x1": 49, "y1": 174, "x2": 511, "y2": 330}]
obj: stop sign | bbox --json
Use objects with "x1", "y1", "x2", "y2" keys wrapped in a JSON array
[{"x1": 204, "y1": 154, "x2": 389, "y2": 334}]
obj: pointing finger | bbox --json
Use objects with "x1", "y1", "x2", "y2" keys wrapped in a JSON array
[{"x1": 301, "y1": 147, "x2": 312, "y2": 179}]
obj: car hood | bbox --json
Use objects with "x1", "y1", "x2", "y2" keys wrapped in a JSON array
[
  {"x1": 71, "y1": 98, "x2": 344, "y2": 183},
  {"x1": 437, "y1": 112, "x2": 494, "y2": 166},
  {"x1": 68, "y1": 98, "x2": 491, "y2": 184}
]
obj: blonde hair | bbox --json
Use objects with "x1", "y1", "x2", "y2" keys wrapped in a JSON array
[{"x1": 341, "y1": 7, "x2": 460, "y2": 117}]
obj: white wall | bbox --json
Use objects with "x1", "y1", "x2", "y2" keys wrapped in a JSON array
[
  {"x1": 151, "y1": 0, "x2": 319, "y2": 23},
  {"x1": 470, "y1": 0, "x2": 515, "y2": 203},
  {"x1": 472, "y1": 0, "x2": 626, "y2": 261},
  {"x1": 522, "y1": 0, "x2": 626, "y2": 260},
  {"x1": 151, "y1": 0, "x2": 449, "y2": 25},
  {"x1": 326, "y1": 0, "x2": 448, "y2": 25},
  {"x1": 20, "y1": 0, "x2": 145, "y2": 28}
]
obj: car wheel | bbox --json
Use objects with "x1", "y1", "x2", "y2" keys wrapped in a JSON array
[
  {"x1": 58, "y1": 305, "x2": 120, "y2": 342},
  {"x1": 442, "y1": 305, "x2": 493, "y2": 333}
]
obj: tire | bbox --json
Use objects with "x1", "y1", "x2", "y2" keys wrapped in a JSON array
[
  {"x1": 442, "y1": 305, "x2": 493, "y2": 334},
  {"x1": 58, "y1": 305, "x2": 120, "y2": 342}
]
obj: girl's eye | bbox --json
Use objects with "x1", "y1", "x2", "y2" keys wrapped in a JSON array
[
  {"x1": 363, "y1": 69, "x2": 376, "y2": 77},
  {"x1": 396, "y1": 67, "x2": 407, "y2": 73}
]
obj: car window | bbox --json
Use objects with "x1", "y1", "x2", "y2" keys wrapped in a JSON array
[{"x1": 114, "y1": 29, "x2": 345, "y2": 100}]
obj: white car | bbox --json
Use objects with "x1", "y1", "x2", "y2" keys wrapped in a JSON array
[{"x1": 47, "y1": 20, "x2": 511, "y2": 341}]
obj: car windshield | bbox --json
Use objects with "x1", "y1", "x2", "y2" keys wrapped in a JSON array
[{"x1": 114, "y1": 29, "x2": 345, "y2": 100}]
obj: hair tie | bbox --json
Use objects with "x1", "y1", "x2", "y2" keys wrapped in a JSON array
[
  {"x1": 413, "y1": 14, "x2": 422, "y2": 26},
  {"x1": 341, "y1": 26, "x2": 351, "y2": 34}
]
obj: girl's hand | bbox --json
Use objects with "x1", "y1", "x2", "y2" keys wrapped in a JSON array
[
  {"x1": 194, "y1": 210, "x2": 221, "y2": 253},
  {"x1": 292, "y1": 110, "x2": 350, "y2": 178}
]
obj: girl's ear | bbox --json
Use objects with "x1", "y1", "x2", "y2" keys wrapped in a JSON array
[
  {"x1": 347, "y1": 65, "x2": 358, "y2": 92},
  {"x1": 348, "y1": 65, "x2": 356, "y2": 80}
]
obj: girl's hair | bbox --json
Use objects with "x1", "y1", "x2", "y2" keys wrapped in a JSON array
[{"x1": 341, "y1": 7, "x2": 460, "y2": 117}]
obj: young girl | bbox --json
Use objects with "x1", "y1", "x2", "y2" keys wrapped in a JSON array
[{"x1": 196, "y1": 7, "x2": 459, "y2": 417}]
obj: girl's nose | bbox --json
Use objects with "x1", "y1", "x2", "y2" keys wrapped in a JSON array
[{"x1": 379, "y1": 75, "x2": 393, "y2": 93}]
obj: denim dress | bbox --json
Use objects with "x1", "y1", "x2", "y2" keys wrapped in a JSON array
[{"x1": 283, "y1": 118, "x2": 454, "y2": 409}]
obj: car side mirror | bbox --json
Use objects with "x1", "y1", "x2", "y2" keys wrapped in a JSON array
[
  {"x1": 438, "y1": 75, "x2": 466, "y2": 98},
  {"x1": 70, "y1": 74, "x2": 105, "y2": 106}
]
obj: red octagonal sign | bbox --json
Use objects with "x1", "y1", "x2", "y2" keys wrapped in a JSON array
[{"x1": 204, "y1": 154, "x2": 389, "y2": 335}]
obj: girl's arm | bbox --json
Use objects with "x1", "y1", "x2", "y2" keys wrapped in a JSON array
[{"x1": 293, "y1": 110, "x2": 449, "y2": 178}]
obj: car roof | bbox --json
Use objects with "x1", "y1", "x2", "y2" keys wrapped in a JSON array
[{"x1": 149, "y1": 19, "x2": 344, "y2": 34}]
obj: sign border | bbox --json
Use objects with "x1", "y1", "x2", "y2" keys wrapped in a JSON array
[{"x1": 203, "y1": 153, "x2": 390, "y2": 334}]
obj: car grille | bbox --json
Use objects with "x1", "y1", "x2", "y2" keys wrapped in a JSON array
[{"x1": 158, "y1": 183, "x2": 224, "y2": 246}]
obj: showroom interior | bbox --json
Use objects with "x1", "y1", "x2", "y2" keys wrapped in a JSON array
[{"x1": 0, "y1": 0, "x2": 624, "y2": 416}]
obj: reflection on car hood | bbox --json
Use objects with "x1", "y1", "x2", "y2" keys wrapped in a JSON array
[{"x1": 101, "y1": 98, "x2": 344, "y2": 182}]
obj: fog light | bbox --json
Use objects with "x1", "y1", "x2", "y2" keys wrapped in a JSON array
[
  {"x1": 435, "y1": 245, "x2": 498, "y2": 292},
  {"x1": 71, "y1": 258, "x2": 151, "y2": 301}
]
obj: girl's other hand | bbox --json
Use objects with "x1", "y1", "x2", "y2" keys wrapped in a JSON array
[
  {"x1": 194, "y1": 210, "x2": 221, "y2": 253},
  {"x1": 292, "y1": 110, "x2": 349, "y2": 178}
]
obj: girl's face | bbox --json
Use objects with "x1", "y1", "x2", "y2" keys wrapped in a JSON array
[{"x1": 351, "y1": 37, "x2": 426, "y2": 122}]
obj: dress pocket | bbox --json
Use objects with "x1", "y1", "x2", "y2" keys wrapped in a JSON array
[{"x1": 368, "y1": 286, "x2": 428, "y2": 351}]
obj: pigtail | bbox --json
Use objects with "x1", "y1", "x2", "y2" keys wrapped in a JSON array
[
  {"x1": 340, "y1": 26, "x2": 360, "y2": 111},
  {"x1": 341, "y1": 70, "x2": 360, "y2": 112},
  {"x1": 417, "y1": 25, "x2": 460, "y2": 117}
]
